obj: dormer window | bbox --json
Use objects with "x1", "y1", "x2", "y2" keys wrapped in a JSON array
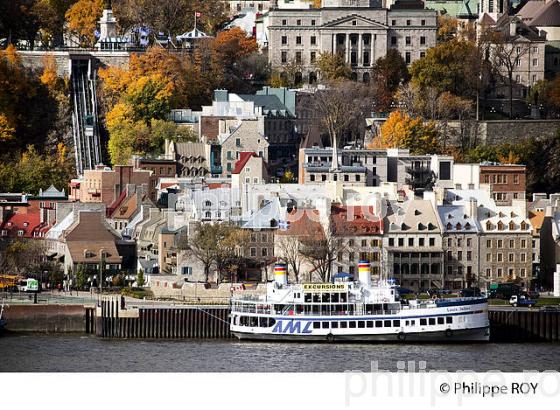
[
  {"x1": 448, "y1": 214, "x2": 452, "y2": 219},
  {"x1": 205, "y1": 200, "x2": 212, "y2": 207},
  {"x1": 486, "y1": 221, "x2": 492, "y2": 230},
  {"x1": 497, "y1": 221, "x2": 504, "y2": 231},
  {"x1": 521, "y1": 221, "x2": 528, "y2": 230},
  {"x1": 428, "y1": 223, "x2": 435, "y2": 230},
  {"x1": 510, "y1": 211, "x2": 516, "y2": 218},
  {"x1": 401, "y1": 223, "x2": 407, "y2": 230},
  {"x1": 509, "y1": 221, "x2": 515, "y2": 230},
  {"x1": 455, "y1": 223, "x2": 462, "y2": 230},
  {"x1": 414, "y1": 210, "x2": 421, "y2": 216},
  {"x1": 23, "y1": 222, "x2": 29, "y2": 227},
  {"x1": 465, "y1": 222, "x2": 471, "y2": 230},
  {"x1": 418, "y1": 223, "x2": 425, "y2": 230},
  {"x1": 84, "y1": 250, "x2": 95, "y2": 258},
  {"x1": 446, "y1": 222, "x2": 452, "y2": 230}
]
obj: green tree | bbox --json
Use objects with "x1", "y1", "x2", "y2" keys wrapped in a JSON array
[
  {"x1": 75, "y1": 264, "x2": 87, "y2": 290},
  {"x1": 410, "y1": 39, "x2": 481, "y2": 99},
  {"x1": 137, "y1": 269, "x2": 145, "y2": 287}
]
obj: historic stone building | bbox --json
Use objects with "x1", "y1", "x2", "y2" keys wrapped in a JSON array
[{"x1": 267, "y1": 0, "x2": 437, "y2": 83}]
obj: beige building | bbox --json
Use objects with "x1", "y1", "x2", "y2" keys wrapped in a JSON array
[
  {"x1": 219, "y1": 119, "x2": 270, "y2": 177},
  {"x1": 267, "y1": 0, "x2": 437, "y2": 83},
  {"x1": 69, "y1": 165, "x2": 151, "y2": 207}
]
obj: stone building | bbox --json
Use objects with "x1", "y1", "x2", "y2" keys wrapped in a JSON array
[
  {"x1": 448, "y1": 189, "x2": 535, "y2": 288},
  {"x1": 438, "y1": 200, "x2": 480, "y2": 289},
  {"x1": 267, "y1": 0, "x2": 437, "y2": 83},
  {"x1": 384, "y1": 196, "x2": 445, "y2": 290},
  {"x1": 330, "y1": 204, "x2": 384, "y2": 277}
]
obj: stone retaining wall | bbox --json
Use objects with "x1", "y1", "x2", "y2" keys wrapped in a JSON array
[{"x1": 2, "y1": 304, "x2": 86, "y2": 333}]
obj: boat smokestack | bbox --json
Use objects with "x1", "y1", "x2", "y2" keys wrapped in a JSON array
[
  {"x1": 274, "y1": 262, "x2": 288, "y2": 287},
  {"x1": 358, "y1": 260, "x2": 371, "y2": 288}
]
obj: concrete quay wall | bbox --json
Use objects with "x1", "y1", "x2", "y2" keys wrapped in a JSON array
[{"x1": 2, "y1": 304, "x2": 88, "y2": 333}]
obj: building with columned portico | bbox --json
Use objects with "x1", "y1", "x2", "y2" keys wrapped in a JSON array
[{"x1": 267, "y1": 0, "x2": 437, "y2": 83}]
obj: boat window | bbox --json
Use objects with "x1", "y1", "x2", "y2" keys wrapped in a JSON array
[
  {"x1": 393, "y1": 320, "x2": 400, "y2": 327},
  {"x1": 410, "y1": 320, "x2": 415, "y2": 326},
  {"x1": 349, "y1": 321, "x2": 357, "y2": 328},
  {"x1": 295, "y1": 305, "x2": 304, "y2": 314},
  {"x1": 429, "y1": 318, "x2": 436, "y2": 325},
  {"x1": 312, "y1": 294, "x2": 321, "y2": 303},
  {"x1": 446, "y1": 316, "x2": 453, "y2": 324},
  {"x1": 375, "y1": 321, "x2": 382, "y2": 328},
  {"x1": 373, "y1": 304, "x2": 382, "y2": 312},
  {"x1": 405, "y1": 320, "x2": 409, "y2": 326},
  {"x1": 321, "y1": 293, "x2": 330, "y2": 303},
  {"x1": 331, "y1": 322, "x2": 339, "y2": 329},
  {"x1": 331, "y1": 293, "x2": 340, "y2": 303},
  {"x1": 437, "y1": 317, "x2": 444, "y2": 325},
  {"x1": 250, "y1": 317, "x2": 258, "y2": 327},
  {"x1": 420, "y1": 318, "x2": 427, "y2": 326},
  {"x1": 358, "y1": 321, "x2": 365, "y2": 328},
  {"x1": 366, "y1": 321, "x2": 374, "y2": 328},
  {"x1": 313, "y1": 322, "x2": 321, "y2": 329},
  {"x1": 304, "y1": 293, "x2": 312, "y2": 303},
  {"x1": 340, "y1": 293, "x2": 348, "y2": 303},
  {"x1": 321, "y1": 322, "x2": 329, "y2": 329},
  {"x1": 384, "y1": 320, "x2": 391, "y2": 327},
  {"x1": 340, "y1": 322, "x2": 348, "y2": 328}
]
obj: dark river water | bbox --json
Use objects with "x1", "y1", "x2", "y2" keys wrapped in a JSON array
[{"x1": 1, "y1": 334, "x2": 560, "y2": 372}]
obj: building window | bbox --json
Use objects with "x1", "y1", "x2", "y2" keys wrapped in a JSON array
[
  {"x1": 406, "y1": 20, "x2": 411, "y2": 26},
  {"x1": 250, "y1": 248, "x2": 256, "y2": 257},
  {"x1": 406, "y1": 36, "x2": 411, "y2": 46},
  {"x1": 391, "y1": 36, "x2": 397, "y2": 46},
  {"x1": 420, "y1": 36, "x2": 426, "y2": 45},
  {"x1": 311, "y1": 19, "x2": 316, "y2": 26},
  {"x1": 391, "y1": 19, "x2": 396, "y2": 26},
  {"x1": 533, "y1": 58, "x2": 538, "y2": 67},
  {"x1": 281, "y1": 51, "x2": 287, "y2": 63},
  {"x1": 421, "y1": 19, "x2": 426, "y2": 26},
  {"x1": 296, "y1": 51, "x2": 302, "y2": 63},
  {"x1": 310, "y1": 52, "x2": 316, "y2": 63},
  {"x1": 282, "y1": 19, "x2": 287, "y2": 26},
  {"x1": 310, "y1": 36, "x2": 316, "y2": 46},
  {"x1": 281, "y1": 36, "x2": 287, "y2": 45},
  {"x1": 405, "y1": 52, "x2": 411, "y2": 64},
  {"x1": 296, "y1": 36, "x2": 302, "y2": 45},
  {"x1": 297, "y1": 19, "x2": 301, "y2": 26}
]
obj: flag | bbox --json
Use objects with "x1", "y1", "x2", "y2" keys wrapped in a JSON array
[
  {"x1": 278, "y1": 220, "x2": 290, "y2": 231},
  {"x1": 94, "y1": 30, "x2": 101, "y2": 38},
  {"x1": 195, "y1": 12, "x2": 201, "y2": 17}
]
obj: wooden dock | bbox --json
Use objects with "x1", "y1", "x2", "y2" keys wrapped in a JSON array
[{"x1": 95, "y1": 299, "x2": 231, "y2": 339}]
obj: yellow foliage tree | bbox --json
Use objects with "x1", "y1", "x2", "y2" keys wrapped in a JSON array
[
  {"x1": 0, "y1": 114, "x2": 16, "y2": 142},
  {"x1": 40, "y1": 53, "x2": 58, "y2": 88},
  {"x1": 497, "y1": 150, "x2": 521, "y2": 165},
  {"x1": 65, "y1": 0, "x2": 104, "y2": 47},
  {"x1": 370, "y1": 111, "x2": 441, "y2": 155}
]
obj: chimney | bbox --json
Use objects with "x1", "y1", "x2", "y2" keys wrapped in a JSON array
[
  {"x1": 510, "y1": 20, "x2": 517, "y2": 37},
  {"x1": 468, "y1": 198, "x2": 478, "y2": 219}
]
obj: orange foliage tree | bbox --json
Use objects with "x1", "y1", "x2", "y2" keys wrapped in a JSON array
[
  {"x1": 369, "y1": 111, "x2": 441, "y2": 155},
  {"x1": 65, "y1": 0, "x2": 104, "y2": 47}
]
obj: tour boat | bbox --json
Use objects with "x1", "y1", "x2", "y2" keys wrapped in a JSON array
[{"x1": 230, "y1": 261, "x2": 490, "y2": 342}]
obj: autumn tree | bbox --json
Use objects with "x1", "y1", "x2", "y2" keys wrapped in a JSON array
[
  {"x1": 371, "y1": 49, "x2": 409, "y2": 111},
  {"x1": 313, "y1": 52, "x2": 351, "y2": 82},
  {"x1": 65, "y1": 0, "x2": 104, "y2": 48},
  {"x1": 370, "y1": 111, "x2": 441, "y2": 155},
  {"x1": 410, "y1": 39, "x2": 481, "y2": 100},
  {"x1": 311, "y1": 80, "x2": 374, "y2": 150},
  {"x1": 437, "y1": 15, "x2": 459, "y2": 43}
]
